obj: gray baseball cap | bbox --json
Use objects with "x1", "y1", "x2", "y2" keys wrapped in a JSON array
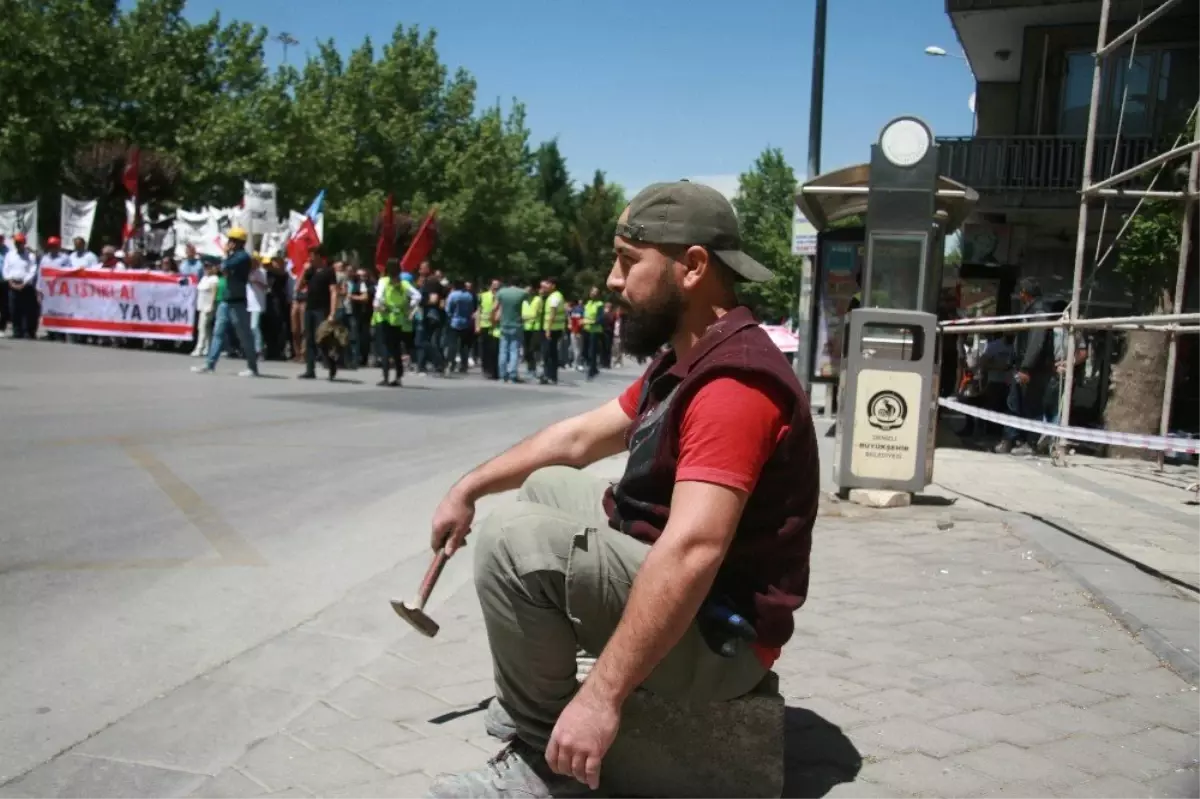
[{"x1": 615, "y1": 180, "x2": 775, "y2": 283}]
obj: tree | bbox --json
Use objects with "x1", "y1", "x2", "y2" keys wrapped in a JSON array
[
  {"x1": 567, "y1": 170, "x2": 625, "y2": 297},
  {"x1": 733, "y1": 148, "x2": 803, "y2": 321},
  {"x1": 1103, "y1": 200, "x2": 1190, "y2": 455},
  {"x1": 0, "y1": 0, "x2": 601, "y2": 279}
]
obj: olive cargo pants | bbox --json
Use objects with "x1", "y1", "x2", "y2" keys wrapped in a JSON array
[{"x1": 473, "y1": 466, "x2": 766, "y2": 750}]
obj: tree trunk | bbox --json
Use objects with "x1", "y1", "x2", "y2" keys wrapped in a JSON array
[{"x1": 1103, "y1": 294, "x2": 1170, "y2": 459}]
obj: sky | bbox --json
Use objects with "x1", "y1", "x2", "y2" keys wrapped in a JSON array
[{"x1": 183, "y1": 0, "x2": 975, "y2": 199}]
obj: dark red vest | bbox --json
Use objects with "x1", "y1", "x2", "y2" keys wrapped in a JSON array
[{"x1": 602, "y1": 307, "x2": 819, "y2": 648}]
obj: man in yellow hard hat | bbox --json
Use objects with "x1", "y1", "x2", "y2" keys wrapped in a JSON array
[{"x1": 192, "y1": 226, "x2": 259, "y2": 376}]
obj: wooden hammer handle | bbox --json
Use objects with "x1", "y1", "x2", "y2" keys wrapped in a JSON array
[{"x1": 415, "y1": 548, "x2": 449, "y2": 610}]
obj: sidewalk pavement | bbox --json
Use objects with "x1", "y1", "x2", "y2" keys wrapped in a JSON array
[{"x1": 4, "y1": 456, "x2": 1198, "y2": 798}]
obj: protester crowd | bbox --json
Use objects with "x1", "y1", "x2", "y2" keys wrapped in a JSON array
[{"x1": 1, "y1": 229, "x2": 627, "y2": 387}]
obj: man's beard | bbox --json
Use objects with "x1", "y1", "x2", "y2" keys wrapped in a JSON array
[{"x1": 619, "y1": 285, "x2": 684, "y2": 359}]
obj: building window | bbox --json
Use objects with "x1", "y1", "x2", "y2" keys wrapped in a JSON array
[{"x1": 1059, "y1": 44, "x2": 1198, "y2": 136}]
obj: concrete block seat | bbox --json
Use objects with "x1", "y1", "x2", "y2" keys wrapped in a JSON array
[{"x1": 600, "y1": 670, "x2": 785, "y2": 798}]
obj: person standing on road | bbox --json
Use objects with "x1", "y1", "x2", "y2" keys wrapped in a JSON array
[
  {"x1": 192, "y1": 228, "x2": 258, "y2": 376},
  {"x1": 299, "y1": 248, "x2": 339, "y2": 380},
  {"x1": 995, "y1": 277, "x2": 1054, "y2": 455},
  {"x1": 521, "y1": 283, "x2": 544, "y2": 379},
  {"x1": 373, "y1": 258, "x2": 415, "y2": 387},
  {"x1": 478, "y1": 279, "x2": 501, "y2": 380},
  {"x1": 540, "y1": 277, "x2": 566, "y2": 385},
  {"x1": 445, "y1": 280, "x2": 476, "y2": 374},
  {"x1": 3, "y1": 233, "x2": 39, "y2": 340},
  {"x1": 582, "y1": 286, "x2": 604, "y2": 380},
  {"x1": 494, "y1": 277, "x2": 528, "y2": 383},
  {"x1": 422, "y1": 181, "x2": 818, "y2": 796}
]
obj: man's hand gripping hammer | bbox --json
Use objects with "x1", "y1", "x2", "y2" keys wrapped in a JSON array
[{"x1": 389, "y1": 548, "x2": 449, "y2": 638}]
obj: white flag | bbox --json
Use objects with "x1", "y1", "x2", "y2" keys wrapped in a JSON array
[
  {"x1": 61, "y1": 195, "x2": 97, "y2": 246},
  {"x1": 0, "y1": 201, "x2": 39, "y2": 250},
  {"x1": 173, "y1": 209, "x2": 224, "y2": 259},
  {"x1": 243, "y1": 181, "x2": 278, "y2": 233},
  {"x1": 288, "y1": 209, "x2": 324, "y2": 243}
]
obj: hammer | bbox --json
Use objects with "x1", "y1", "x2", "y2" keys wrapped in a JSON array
[{"x1": 390, "y1": 548, "x2": 449, "y2": 637}]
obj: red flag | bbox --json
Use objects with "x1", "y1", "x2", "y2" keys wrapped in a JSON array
[
  {"x1": 375, "y1": 193, "x2": 395, "y2": 273},
  {"x1": 286, "y1": 216, "x2": 321, "y2": 279},
  {"x1": 400, "y1": 208, "x2": 438, "y2": 273},
  {"x1": 122, "y1": 147, "x2": 140, "y2": 198}
]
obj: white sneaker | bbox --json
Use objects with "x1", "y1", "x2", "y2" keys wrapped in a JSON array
[
  {"x1": 237, "y1": 369, "x2": 258, "y2": 378},
  {"x1": 191, "y1": 365, "x2": 213, "y2": 374}
]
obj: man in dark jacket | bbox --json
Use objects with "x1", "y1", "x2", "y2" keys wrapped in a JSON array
[
  {"x1": 995, "y1": 277, "x2": 1055, "y2": 454},
  {"x1": 192, "y1": 227, "x2": 258, "y2": 376},
  {"x1": 422, "y1": 181, "x2": 819, "y2": 797}
]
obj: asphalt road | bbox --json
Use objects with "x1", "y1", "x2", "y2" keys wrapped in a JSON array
[{"x1": 0, "y1": 338, "x2": 632, "y2": 784}]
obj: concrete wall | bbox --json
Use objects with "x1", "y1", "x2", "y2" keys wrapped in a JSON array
[{"x1": 976, "y1": 82, "x2": 1020, "y2": 135}]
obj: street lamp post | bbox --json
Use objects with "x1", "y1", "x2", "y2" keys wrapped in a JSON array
[
  {"x1": 276, "y1": 32, "x2": 299, "y2": 64},
  {"x1": 925, "y1": 45, "x2": 976, "y2": 135}
]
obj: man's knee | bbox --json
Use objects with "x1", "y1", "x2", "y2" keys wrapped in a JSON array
[
  {"x1": 517, "y1": 465, "x2": 580, "y2": 504},
  {"x1": 472, "y1": 502, "x2": 572, "y2": 588}
]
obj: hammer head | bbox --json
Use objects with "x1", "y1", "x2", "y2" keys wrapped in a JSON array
[{"x1": 390, "y1": 599, "x2": 440, "y2": 638}]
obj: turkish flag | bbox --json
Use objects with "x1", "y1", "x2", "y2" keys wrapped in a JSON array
[
  {"x1": 287, "y1": 216, "x2": 321, "y2": 279},
  {"x1": 375, "y1": 193, "x2": 395, "y2": 273},
  {"x1": 400, "y1": 208, "x2": 438, "y2": 273}
]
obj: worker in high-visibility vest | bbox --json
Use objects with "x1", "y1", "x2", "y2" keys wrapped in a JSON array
[
  {"x1": 540, "y1": 277, "x2": 566, "y2": 385},
  {"x1": 372, "y1": 257, "x2": 417, "y2": 387},
  {"x1": 477, "y1": 279, "x2": 501, "y2": 380},
  {"x1": 582, "y1": 286, "x2": 605, "y2": 380},
  {"x1": 521, "y1": 285, "x2": 544, "y2": 379}
]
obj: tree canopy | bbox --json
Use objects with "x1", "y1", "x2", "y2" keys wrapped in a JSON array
[
  {"x1": 733, "y1": 148, "x2": 804, "y2": 321},
  {"x1": 0, "y1": 0, "x2": 624, "y2": 294}
]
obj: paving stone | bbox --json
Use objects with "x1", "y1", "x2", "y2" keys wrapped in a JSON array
[
  {"x1": 955, "y1": 742, "x2": 1091, "y2": 788},
  {"x1": 1148, "y1": 767, "x2": 1200, "y2": 798},
  {"x1": 1121, "y1": 727, "x2": 1200, "y2": 768},
  {"x1": 865, "y1": 752, "x2": 995, "y2": 797},
  {"x1": 1011, "y1": 702, "x2": 1150, "y2": 738},
  {"x1": 425, "y1": 678, "x2": 496, "y2": 708},
  {"x1": 1014, "y1": 673, "x2": 1113, "y2": 708},
  {"x1": 206, "y1": 630, "x2": 387, "y2": 696},
  {"x1": 914, "y1": 656, "x2": 1016, "y2": 685},
  {"x1": 323, "y1": 676, "x2": 450, "y2": 723},
  {"x1": 0, "y1": 754, "x2": 204, "y2": 799},
  {"x1": 1090, "y1": 695, "x2": 1200, "y2": 735},
  {"x1": 820, "y1": 779, "x2": 895, "y2": 797},
  {"x1": 1057, "y1": 773, "x2": 1166, "y2": 798},
  {"x1": 324, "y1": 773, "x2": 432, "y2": 798},
  {"x1": 781, "y1": 675, "x2": 874, "y2": 701},
  {"x1": 841, "y1": 688, "x2": 960, "y2": 723},
  {"x1": 361, "y1": 736, "x2": 492, "y2": 776},
  {"x1": 788, "y1": 697, "x2": 871, "y2": 730},
  {"x1": 359, "y1": 651, "x2": 494, "y2": 691},
  {"x1": 282, "y1": 701, "x2": 351, "y2": 732},
  {"x1": 1037, "y1": 734, "x2": 1177, "y2": 780},
  {"x1": 73, "y1": 678, "x2": 311, "y2": 775},
  {"x1": 188, "y1": 767, "x2": 267, "y2": 798},
  {"x1": 933, "y1": 708, "x2": 1064, "y2": 747},
  {"x1": 921, "y1": 680, "x2": 1051, "y2": 716},
  {"x1": 849, "y1": 718, "x2": 974, "y2": 758},
  {"x1": 261, "y1": 789, "x2": 311, "y2": 798},
  {"x1": 837, "y1": 662, "x2": 946, "y2": 693},
  {"x1": 291, "y1": 718, "x2": 422, "y2": 752},
  {"x1": 235, "y1": 735, "x2": 387, "y2": 794}
]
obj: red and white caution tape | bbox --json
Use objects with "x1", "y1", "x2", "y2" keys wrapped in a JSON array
[{"x1": 938, "y1": 397, "x2": 1200, "y2": 455}]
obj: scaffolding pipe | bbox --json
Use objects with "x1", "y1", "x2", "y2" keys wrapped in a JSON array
[
  {"x1": 1157, "y1": 137, "x2": 1199, "y2": 468},
  {"x1": 1059, "y1": 0, "x2": 1111, "y2": 450},
  {"x1": 940, "y1": 312, "x2": 1200, "y2": 336},
  {"x1": 1082, "y1": 140, "x2": 1200, "y2": 195},
  {"x1": 799, "y1": 186, "x2": 970, "y2": 197},
  {"x1": 1096, "y1": 0, "x2": 1181, "y2": 57},
  {"x1": 1093, "y1": 189, "x2": 1194, "y2": 199}
]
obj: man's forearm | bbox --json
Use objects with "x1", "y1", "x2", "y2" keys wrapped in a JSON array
[
  {"x1": 584, "y1": 536, "x2": 723, "y2": 706},
  {"x1": 453, "y1": 417, "x2": 600, "y2": 502}
]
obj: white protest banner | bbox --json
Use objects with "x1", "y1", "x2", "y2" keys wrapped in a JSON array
[
  {"x1": 37, "y1": 267, "x2": 196, "y2": 341},
  {"x1": 243, "y1": 182, "x2": 278, "y2": 233},
  {"x1": 60, "y1": 196, "x2": 97, "y2": 245},
  {"x1": 0, "y1": 201, "x2": 39, "y2": 250},
  {"x1": 173, "y1": 209, "x2": 224, "y2": 258},
  {"x1": 259, "y1": 230, "x2": 288, "y2": 258},
  {"x1": 791, "y1": 206, "x2": 816, "y2": 257}
]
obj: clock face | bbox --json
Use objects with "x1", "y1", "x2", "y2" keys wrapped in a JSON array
[{"x1": 879, "y1": 118, "x2": 931, "y2": 167}]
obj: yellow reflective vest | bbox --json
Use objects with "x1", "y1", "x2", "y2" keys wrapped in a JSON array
[
  {"x1": 583, "y1": 299, "x2": 603, "y2": 334},
  {"x1": 543, "y1": 291, "x2": 566, "y2": 331},
  {"x1": 522, "y1": 296, "x2": 543, "y2": 332},
  {"x1": 372, "y1": 276, "x2": 414, "y2": 331},
  {"x1": 478, "y1": 290, "x2": 495, "y2": 329}
]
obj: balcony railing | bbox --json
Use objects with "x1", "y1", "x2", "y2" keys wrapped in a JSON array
[{"x1": 936, "y1": 135, "x2": 1173, "y2": 194}]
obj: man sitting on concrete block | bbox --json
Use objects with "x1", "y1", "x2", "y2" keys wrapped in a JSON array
[{"x1": 425, "y1": 181, "x2": 820, "y2": 798}]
